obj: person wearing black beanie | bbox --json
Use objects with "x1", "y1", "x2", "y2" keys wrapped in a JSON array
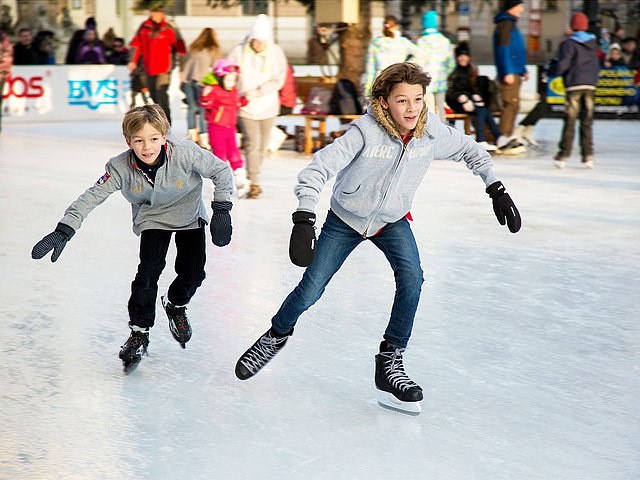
[{"x1": 502, "y1": 0, "x2": 523, "y2": 11}]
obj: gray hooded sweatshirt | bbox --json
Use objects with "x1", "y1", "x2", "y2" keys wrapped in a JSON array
[
  {"x1": 295, "y1": 98, "x2": 499, "y2": 237},
  {"x1": 60, "y1": 140, "x2": 233, "y2": 235}
]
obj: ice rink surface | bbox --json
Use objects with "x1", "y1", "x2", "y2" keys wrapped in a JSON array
[{"x1": 1, "y1": 117, "x2": 639, "y2": 480}]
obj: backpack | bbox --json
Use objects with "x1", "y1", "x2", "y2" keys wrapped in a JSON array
[
  {"x1": 329, "y1": 79, "x2": 363, "y2": 115},
  {"x1": 301, "y1": 86, "x2": 333, "y2": 115}
]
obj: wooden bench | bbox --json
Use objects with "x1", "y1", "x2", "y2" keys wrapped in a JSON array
[
  {"x1": 283, "y1": 75, "x2": 500, "y2": 154},
  {"x1": 281, "y1": 112, "x2": 480, "y2": 155}
]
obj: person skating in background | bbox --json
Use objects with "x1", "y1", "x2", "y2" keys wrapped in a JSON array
[
  {"x1": 493, "y1": 0, "x2": 528, "y2": 151},
  {"x1": 180, "y1": 27, "x2": 221, "y2": 150},
  {"x1": 234, "y1": 62, "x2": 521, "y2": 415},
  {"x1": 547, "y1": 12, "x2": 600, "y2": 169},
  {"x1": 362, "y1": 15, "x2": 419, "y2": 99},
  {"x1": 415, "y1": 10, "x2": 455, "y2": 123},
  {"x1": 31, "y1": 105, "x2": 234, "y2": 372},
  {"x1": 129, "y1": 56, "x2": 152, "y2": 108},
  {"x1": 227, "y1": 14, "x2": 287, "y2": 199},
  {"x1": 200, "y1": 58, "x2": 250, "y2": 197},
  {"x1": 447, "y1": 41, "x2": 521, "y2": 153},
  {"x1": 0, "y1": 25, "x2": 12, "y2": 134},
  {"x1": 128, "y1": 6, "x2": 186, "y2": 125}
]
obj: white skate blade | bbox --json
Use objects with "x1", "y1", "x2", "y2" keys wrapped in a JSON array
[{"x1": 377, "y1": 391, "x2": 421, "y2": 416}]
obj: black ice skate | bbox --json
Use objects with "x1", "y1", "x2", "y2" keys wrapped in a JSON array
[
  {"x1": 235, "y1": 328, "x2": 291, "y2": 380},
  {"x1": 161, "y1": 295, "x2": 192, "y2": 348},
  {"x1": 119, "y1": 326, "x2": 149, "y2": 373},
  {"x1": 375, "y1": 341, "x2": 423, "y2": 415}
]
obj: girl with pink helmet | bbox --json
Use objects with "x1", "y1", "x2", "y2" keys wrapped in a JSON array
[{"x1": 200, "y1": 58, "x2": 250, "y2": 197}]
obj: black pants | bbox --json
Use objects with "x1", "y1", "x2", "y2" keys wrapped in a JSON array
[
  {"x1": 147, "y1": 73, "x2": 172, "y2": 124},
  {"x1": 128, "y1": 227, "x2": 206, "y2": 328}
]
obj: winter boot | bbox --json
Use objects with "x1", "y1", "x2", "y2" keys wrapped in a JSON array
[
  {"x1": 198, "y1": 132, "x2": 211, "y2": 151},
  {"x1": 235, "y1": 328, "x2": 292, "y2": 380},
  {"x1": 161, "y1": 295, "x2": 192, "y2": 348},
  {"x1": 247, "y1": 184, "x2": 262, "y2": 199},
  {"x1": 187, "y1": 128, "x2": 199, "y2": 143},
  {"x1": 119, "y1": 325, "x2": 150, "y2": 370},
  {"x1": 521, "y1": 125, "x2": 539, "y2": 147},
  {"x1": 375, "y1": 341, "x2": 423, "y2": 415}
]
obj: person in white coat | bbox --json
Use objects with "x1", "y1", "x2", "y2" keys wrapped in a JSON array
[{"x1": 228, "y1": 14, "x2": 287, "y2": 199}]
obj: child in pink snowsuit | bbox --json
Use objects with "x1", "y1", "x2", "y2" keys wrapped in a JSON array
[{"x1": 200, "y1": 58, "x2": 249, "y2": 196}]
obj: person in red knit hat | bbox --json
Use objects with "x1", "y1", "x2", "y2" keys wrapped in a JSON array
[{"x1": 547, "y1": 12, "x2": 600, "y2": 169}]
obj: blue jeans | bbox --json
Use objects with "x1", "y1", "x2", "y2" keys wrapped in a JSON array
[
  {"x1": 473, "y1": 106, "x2": 501, "y2": 142},
  {"x1": 181, "y1": 81, "x2": 206, "y2": 132},
  {"x1": 272, "y1": 210, "x2": 424, "y2": 348}
]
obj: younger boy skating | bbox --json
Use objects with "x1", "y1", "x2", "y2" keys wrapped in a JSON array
[{"x1": 31, "y1": 105, "x2": 234, "y2": 371}]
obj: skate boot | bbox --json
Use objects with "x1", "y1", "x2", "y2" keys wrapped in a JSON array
[
  {"x1": 235, "y1": 328, "x2": 292, "y2": 380},
  {"x1": 375, "y1": 341, "x2": 423, "y2": 415},
  {"x1": 119, "y1": 326, "x2": 150, "y2": 372},
  {"x1": 161, "y1": 295, "x2": 192, "y2": 348}
]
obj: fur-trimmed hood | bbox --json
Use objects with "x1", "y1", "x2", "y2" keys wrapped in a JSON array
[{"x1": 367, "y1": 96, "x2": 429, "y2": 140}]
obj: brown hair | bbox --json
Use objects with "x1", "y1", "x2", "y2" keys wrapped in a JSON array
[
  {"x1": 122, "y1": 104, "x2": 170, "y2": 139},
  {"x1": 189, "y1": 27, "x2": 221, "y2": 54},
  {"x1": 382, "y1": 15, "x2": 399, "y2": 38},
  {"x1": 370, "y1": 62, "x2": 432, "y2": 100}
]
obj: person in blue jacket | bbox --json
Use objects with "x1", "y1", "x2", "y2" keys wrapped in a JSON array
[
  {"x1": 234, "y1": 62, "x2": 522, "y2": 415},
  {"x1": 547, "y1": 12, "x2": 600, "y2": 169},
  {"x1": 493, "y1": 0, "x2": 527, "y2": 147}
]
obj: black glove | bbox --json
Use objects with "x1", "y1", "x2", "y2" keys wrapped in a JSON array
[
  {"x1": 31, "y1": 223, "x2": 76, "y2": 262},
  {"x1": 289, "y1": 211, "x2": 316, "y2": 267},
  {"x1": 210, "y1": 201, "x2": 233, "y2": 247},
  {"x1": 486, "y1": 181, "x2": 521, "y2": 233}
]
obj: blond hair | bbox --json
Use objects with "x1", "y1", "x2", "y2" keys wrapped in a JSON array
[
  {"x1": 122, "y1": 104, "x2": 170, "y2": 139},
  {"x1": 371, "y1": 62, "x2": 432, "y2": 101}
]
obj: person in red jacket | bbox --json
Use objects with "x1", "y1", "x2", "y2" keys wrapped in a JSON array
[
  {"x1": 128, "y1": 6, "x2": 186, "y2": 125},
  {"x1": 200, "y1": 58, "x2": 250, "y2": 197}
]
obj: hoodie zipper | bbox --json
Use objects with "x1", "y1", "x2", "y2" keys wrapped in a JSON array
[{"x1": 361, "y1": 140, "x2": 407, "y2": 238}]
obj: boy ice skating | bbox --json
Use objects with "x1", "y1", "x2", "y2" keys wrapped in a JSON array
[
  {"x1": 31, "y1": 105, "x2": 234, "y2": 371},
  {"x1": 235, "y1": 62, "x2": 521, "y2": 415}
]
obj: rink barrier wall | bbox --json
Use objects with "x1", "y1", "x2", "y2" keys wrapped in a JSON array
[{"x1": 2, "y1": 65, "x2": 538, "y2": 126}]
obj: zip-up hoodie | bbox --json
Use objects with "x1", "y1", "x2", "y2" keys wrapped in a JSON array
[
  {"x1": 59, "y1": 140, "x2": 233, "y2": 235},
  {"x1": 295, "y1": 98, "x2": 499, "y2": 237},
  {"x1": 547, "y1": 32, "x2": 600, "y2": 91},
  {"x1": 493, "y1": 11, "x2": 527, "y2": 80}
]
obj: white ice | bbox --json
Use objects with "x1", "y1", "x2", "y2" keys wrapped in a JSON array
[{"x1": 1, "y1": 117, "x2": 639, "y2": 480}]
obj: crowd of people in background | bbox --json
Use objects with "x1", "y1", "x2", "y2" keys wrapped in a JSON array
[{"x1": 2, "y1": 1, "x2": 640, "y2": 168}]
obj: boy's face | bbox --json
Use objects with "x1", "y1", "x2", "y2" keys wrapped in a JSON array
[
  {"x1": 126, "y1": 122, "x2": 166, "y2": 165},
  {"x1": 379, "y1": 82, "x2": 424, "y2": 136}
]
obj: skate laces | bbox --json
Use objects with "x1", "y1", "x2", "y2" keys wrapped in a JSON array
[
  {"x1": 240, "y1": 332, "x2": 287, "y2": 374},
  {"x1": 128, "y1": 329, "x2": 149, "y2": 348},
  {"x1": 167, "y1": 304, "x2": 189, "y2": 332},
  {"x1": 380, "y1": 348, "x2": 420, "y2": 392}
]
